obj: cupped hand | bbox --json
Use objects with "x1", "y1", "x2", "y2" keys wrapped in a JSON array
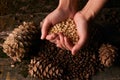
[
  {"x1": 53, "y1": 12, "x2": 88, "y2": 55},
  {"x1": 71, "y1": 12, "x2": 88, "y2": 55},
  {"x1": 41, "y1": 8, "x2": 88, "y2": 55},
  {"x1": 41, "y1": 8, "x2": 75, "y2": 40}
]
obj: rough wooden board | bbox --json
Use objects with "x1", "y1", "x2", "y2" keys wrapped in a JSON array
[
  {"x1": 0, "y1": 58, "x2": 40, "y2": 80},
  {"x1": 92, "y1": 66, "x2": 120, "y2": 80}
]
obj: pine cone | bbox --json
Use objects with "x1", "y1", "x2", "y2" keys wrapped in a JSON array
[
  {"x1": 28, "y1": 55, "x2": 63, "y2": 79},
  {"x1": 28, "y1": 40, "x2": 104, "y2": 79},
  {"x1": 2, "y1": 22, "x2": 39, "y2": 62},
  {"x1": 99, "y1": 44, "x2": 117, "y2": 67},
  {"x1": 64, "y1": 47, "x2": 104, "y2": 79}
]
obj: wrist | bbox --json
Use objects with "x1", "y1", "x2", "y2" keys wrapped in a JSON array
[
  {"x1": 57, "y1": 0, "x2": 78, "y2": 14},
  {"x1": 80, "y1": 9, "x2": 95, "y2": 21},
  {"x1": 80, "y1": 0, "x2": 107, "y2": 21}
]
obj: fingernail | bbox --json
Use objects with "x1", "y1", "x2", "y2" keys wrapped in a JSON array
[
  {"x1": 41, "y1": 36, "x2": 44, "y2": 40},
  {"x1": 72, "y1": 51, "x2": 74, "y2": 55},
  {"x1": 72, "y1": 50, "x2": 76, "y2": 55}
]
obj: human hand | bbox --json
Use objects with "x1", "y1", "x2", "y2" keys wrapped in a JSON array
[
  {"x1": 71, "y1": 12, "x2": 88, "y2": 55},
  {"x1": 42, "y1": 0, "x2": 106, "y2": 55},
  {"x1": 41, "y1": 8, "x2": 76, "y2": 40},
  {"x1": 51, "y1": 12, "x2": 88, "y2": 55}
]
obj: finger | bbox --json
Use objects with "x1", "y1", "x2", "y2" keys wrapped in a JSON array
[
  {"x1": 73, "y1": 16, "x2": 88, "y2": 55},
  {"x1": 46, "y1": 33, "x2": 59, "y2": 43},
  {"x1": 46, "y1": 33, "x2": 58, "y2": 40},
  {"x1": 41, "y1": 19, "x2": 51, "y2": 40},
  {"x1": 56, "y1": 39, "x2": 65, "y2": 49},
  {"x1": 72, "y1": 35, "x2": 87, "y2": 55},
  {"x1": 58, "y1": 33, "x2": 69, "y2": 50},
  {"x1": 64, "y1": 37, "x2": 73, "y2": 51}
]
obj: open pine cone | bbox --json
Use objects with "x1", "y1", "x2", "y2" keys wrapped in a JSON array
[
  {"x1": 2, "y1": 22, "x2": 40, "y2": 62},
  {"x1": 99, "y1": 44, "x2": 117, "y2": 67},
  {"x1": 28, "y1": 54, "x2": 63, "y2": 79}
]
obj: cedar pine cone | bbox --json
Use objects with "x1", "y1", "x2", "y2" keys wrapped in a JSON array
[
  {"x1": 2, "y1": 22, "x2": 39, "y2": 62},
  {"x1": 28, "y1": 55, "x2": 63, "y2": 79},
  {"x1": 99, "y1": 44, "x2": 117, "y2": 67}
]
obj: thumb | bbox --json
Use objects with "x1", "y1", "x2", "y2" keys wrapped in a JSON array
[
  {"x1": 71, "y1": 35, "x2": 87, "y2": 55},
  {"x1": 41, "y1": 19, "x2": 51, "y2": 40}
]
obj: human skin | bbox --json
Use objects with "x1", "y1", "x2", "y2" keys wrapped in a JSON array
[{"x1": 41, "y1": 0, "x2": 107, "y2": 55}]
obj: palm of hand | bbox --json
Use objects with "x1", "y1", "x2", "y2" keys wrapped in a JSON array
[
  {"x1": 41, "y1": 10, "x2": 88, "y2": 55},
  {"x1": 41, "y1": 9, "x2": 75, "y2": 39},
  {"x1": 72, "y1": 12, "x2": 88, "y2": 54}
]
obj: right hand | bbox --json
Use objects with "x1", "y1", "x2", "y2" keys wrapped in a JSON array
[{"x1": 46, "y1": 12, "x2": 88, "y2": 55}]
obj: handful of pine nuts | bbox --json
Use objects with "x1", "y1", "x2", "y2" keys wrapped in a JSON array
[{"x1": 49, "y1": 19, "x2": 79, "y2": 44}]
